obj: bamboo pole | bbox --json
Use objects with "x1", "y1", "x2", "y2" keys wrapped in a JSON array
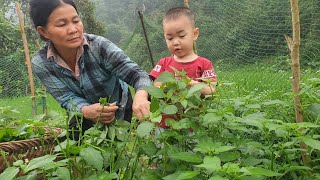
[
  {"x1": 184, "y1": 0, "x2": 198, "y2": 54},
  {"x1": 184, "y1": 0, "x2": 189, "y2": 8},
  {"x1": 285, "y1": 0, "x2": 310, "y2": 165},
  {"x1": 15, "y1": 2, "x2": 37, "y2": 116}
]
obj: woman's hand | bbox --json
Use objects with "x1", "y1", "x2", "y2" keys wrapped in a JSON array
[
  {"x1": 132, "y1": 90, "x2": 150, "y2": 120},
  {"x1": 81, "y1": 102, "x2": 118, "y2": 124}
]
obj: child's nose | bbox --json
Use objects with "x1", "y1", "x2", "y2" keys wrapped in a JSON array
[{"x1": 173, "y1": 38, "x2": 180, "y2": 45}]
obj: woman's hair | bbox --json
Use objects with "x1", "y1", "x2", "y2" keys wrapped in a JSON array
[
  {"x1": 163, "y1": 7, "x2": 195, "y2": 26},
  {"x1": 29, "y1": 0, "x2": 78, "y2": 40}
]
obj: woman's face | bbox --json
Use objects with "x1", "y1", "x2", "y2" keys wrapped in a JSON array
[{"x1": 37, "y1": 3, "x2": 84, "y2": 50}]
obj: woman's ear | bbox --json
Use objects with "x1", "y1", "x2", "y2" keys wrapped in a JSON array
[
  {"x1": 36, "y1": 26, "x2": 48, "y2": 39},
  {"x1": 193, "y1": 27, "x2": 199, "y2": 41}
]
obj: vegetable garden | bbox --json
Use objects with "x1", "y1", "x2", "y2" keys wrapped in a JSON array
[{"x1": 0, "y1": 0, "x2": 319, "y2": 179}]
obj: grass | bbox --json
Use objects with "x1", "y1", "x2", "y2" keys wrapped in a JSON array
[{"x1": 0, "y1": 94, "x2": 65, "y2": 122}]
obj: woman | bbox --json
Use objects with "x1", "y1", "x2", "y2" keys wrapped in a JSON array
[{"x1": 29, "y1": 0, "x2": 151, "y2": 139}]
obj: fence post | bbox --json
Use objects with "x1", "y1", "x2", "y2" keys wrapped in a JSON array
[
  {"x1": 15, "y1": 2, "x2": 37, "y2": 116},
  {"x1": 184, "y1": 0, "x2": 189, "y2": 8},
  {"x1": 285, "y1": 0, "x2": 310, "y2": 166},
  {"x1": 184, "y1": 0, "x2": 198, "y2": 54},
  {"x1": 137, "y1": 5, "x2": 155, "y2": 68}
]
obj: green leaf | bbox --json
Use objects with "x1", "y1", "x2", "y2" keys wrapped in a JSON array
[
  {"x1": 108, "y1": 126, "x2": 116, "y2": 141},
  {"x1": 186, "y1": 83, "x2": 208, "y2": 97},
  {"x1": 240, "y1": 167, "x2": 282, "y2": 177},
  {"x1": 203, "y1": 113, "x2": 223, "y2": 125},
  {"x1": 13, "y1": 160, "x2": 23, "y2": 166},
  {"x1": 144, "y1": 86, "x2": 165, "y2": 98},
  {"x1": 150, "y1": 96, "x2": 160, "y2": 112},
  {"x1": 54, "y1": 140, "x2": 76, "y2": 152},
  {"x1": 241, "y1": 157, "x2": 263, "y2": 166},
  {"x1": 169, "y1": 152, "x2": 202, "y2": 163},
  {"x1": 115, "y1": 127, "x2": 127, "y2": 141},
  {"x1": 0, "y1": 167, "x2": 19, "y2": 180},
  {"x1": 300, "y1": 136, "x2": 320, "y2": 150},
  {"x1": 23, "y1": 155, "x2": 56, "y2": 173},
  {"x1": 150, "y1": 114, "x2": 162, "y2": 123},
  {"x1": 296, "y1": 122, "x2": 320, "y2": 128},
  {"x1": 222, "y1": 163, "x2": 241, "y2": 173},
  {"x1": 208, "y1": 175, "x2": 228, "y2": 180},
  {"x1": 218, "y1": 151, "x2": 240, "y2": 162},
  {"x1": 80, "y1": 147, "x2": 104, "y2": 171},
  {"x1": 162, "y1": 105, "x2": 178, "y2": 115},
  {"x1": 181, "y1": 100, "x2": 188, "y2": 109},
  {"x1": 238, "y1": 115, "x2": 264, "y2": 129},
  {"x1": 195, "y1": 156, "x2": 221, "y2": 171},
  {"x1": 245, "y1": 104, "x2": 261, "y2": 109},
  {"x1": 306, "y1": 103, "x2": 320, "y2": 118},
  {"x1": 280, "y1": 165, "x2": 312, "y2": 172},
  {"x1": 86, "y1": 172, "x2": 119, "y2": 180},
  {"x1": 163, "y1": 171, "x2": 199, "y2": 180},
  {"x1": 262, "y1": 100, "x2": 285, "y2": 106},
  {"x1": 56, "y1": 167, "x2": 71, "y2": 180},
  {"x1": 141, "y1": 142, "x2": 158, "y2": 157},
  {"x1": 216, "y1": 146, "x2": 236, "y2": 153},
  {"x1": 155, "y1": 71, "x2": 175, "y2": 82},
  {"x1": 137, "y1": 121, "x2": 154, "y2": 138}
]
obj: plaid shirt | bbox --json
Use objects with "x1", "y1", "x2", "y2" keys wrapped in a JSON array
[{"x1": 32, "y1": 33, "x2": 152, "y2": 120}]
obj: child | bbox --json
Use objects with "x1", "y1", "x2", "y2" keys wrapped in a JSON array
[{"x1": 150, "y1": 7, "x2": 217, "y2": 128}]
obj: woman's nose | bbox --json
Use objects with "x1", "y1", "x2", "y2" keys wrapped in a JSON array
[{"x1": 68, "y1": 24, "x2": 78, "y2": 34}]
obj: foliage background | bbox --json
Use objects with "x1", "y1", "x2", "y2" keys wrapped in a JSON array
[{"x1": 0, "y1": 0, "x2": 319, "y2": 116}]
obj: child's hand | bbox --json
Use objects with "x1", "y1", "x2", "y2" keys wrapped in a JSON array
[{"x1": 188, "y1": 79, "x2": 199, "y2": 87}]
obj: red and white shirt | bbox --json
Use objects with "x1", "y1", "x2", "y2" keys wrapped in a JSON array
[{"x1": 150, "y1": 56, "x2": 217, "y2": 82}]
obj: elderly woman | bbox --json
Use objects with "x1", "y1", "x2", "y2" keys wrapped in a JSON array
[{"x1": 29, "y1": 0, "x2": 151, "y2": 139}]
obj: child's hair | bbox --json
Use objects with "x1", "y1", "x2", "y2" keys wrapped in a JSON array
[{"x1": 163, "y1": 7, "x2": 195, "y2": 26}]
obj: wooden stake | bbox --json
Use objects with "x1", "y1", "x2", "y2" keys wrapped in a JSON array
[
  {"x1": 286, "y1": 0, "x2": 310, "y2": 166},
  {"x1": 15, "y1": 2, "x2": 37, "y2": 116},
  {"x1": 183, "y1": 0, "x2": 197, "y2": 54},
  {"x1": 184, "y1": 0, "x2": 189, "y2": 8}
]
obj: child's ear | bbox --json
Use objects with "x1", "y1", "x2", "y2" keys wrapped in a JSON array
[{"x1": 193, "y1": 27, "x2": 199, "y2": 41}]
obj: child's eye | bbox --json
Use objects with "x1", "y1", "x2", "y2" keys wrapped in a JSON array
[{"x1": 180, "y1": 35, "x2": 186, "y2": 38}]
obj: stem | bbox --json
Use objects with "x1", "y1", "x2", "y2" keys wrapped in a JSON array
[
  {"x1": 114, "y1": 119, "x2": 137, "y2": 170},
  {"x1": 123, "y1": 131, "x2": 139, "y2": 179}
]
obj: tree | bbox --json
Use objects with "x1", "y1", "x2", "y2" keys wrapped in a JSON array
[{"x1": 75, "y1": 0, "x2": 106, "y2": 35}]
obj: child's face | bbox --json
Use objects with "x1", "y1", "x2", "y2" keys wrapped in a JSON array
[{"x1": 163, "y1": 15, "x2": 199, "y2": 59}]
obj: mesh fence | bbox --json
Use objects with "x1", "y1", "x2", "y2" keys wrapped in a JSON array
[{"x1": 0, "y1": 0, "x2": 319, "y2": 117}]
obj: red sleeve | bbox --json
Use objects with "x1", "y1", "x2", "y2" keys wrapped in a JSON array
[
  {"x1": 201, "y1": 60, "x2": 217, "y2": 82},
  {"x1": 149, "y1": 58, "x2": 166, "y2": 80}
]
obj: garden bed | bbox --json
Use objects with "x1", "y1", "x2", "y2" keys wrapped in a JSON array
[{"x1": 0, "y1": 127, "x2": 64, "y2": 173}]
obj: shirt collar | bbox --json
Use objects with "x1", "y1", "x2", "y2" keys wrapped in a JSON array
[{"x1": 46, "y1": 35, "x2": 89, "y2": 60}]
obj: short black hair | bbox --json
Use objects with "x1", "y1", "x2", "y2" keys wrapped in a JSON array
[
  {"x1": 29, "y1": 0, "x2": 78, "y2": 40},
  {"x1": 163, "y1": 7, "x2": 195, "y2": 26}
]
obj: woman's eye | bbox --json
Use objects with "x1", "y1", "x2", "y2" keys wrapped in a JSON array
[{"x1": 56, "y1": 23, "x2": 65, "y2": 27}]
